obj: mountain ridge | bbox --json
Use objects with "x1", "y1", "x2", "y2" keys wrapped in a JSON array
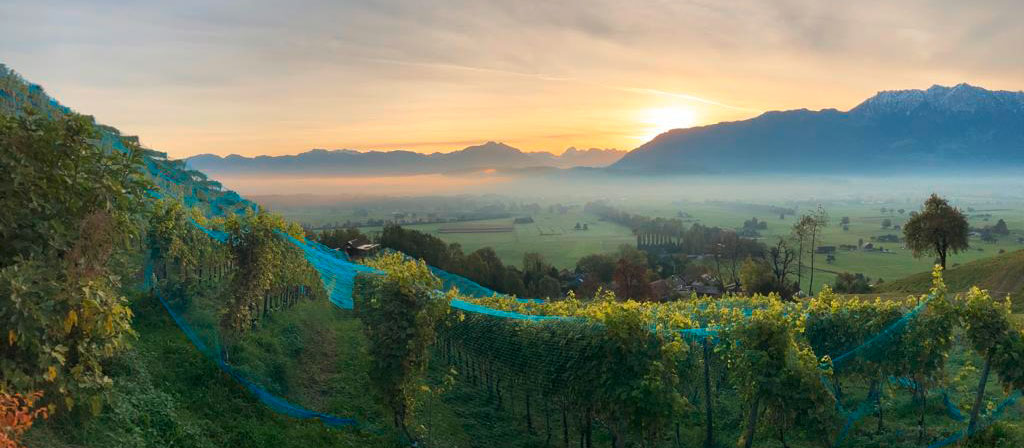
[
  {"x1": 611, "y1": 83, "x2": 1024, "y2": 174},
  {"x1": 186, "y1": 141, "x2": 626, "y2": 174}
]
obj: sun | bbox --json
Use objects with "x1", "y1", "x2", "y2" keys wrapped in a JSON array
[{"x1": 639, "y1": 106, "x2": 698, "y2": 141}]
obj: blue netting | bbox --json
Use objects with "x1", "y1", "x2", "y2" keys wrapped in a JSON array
[
  {"x1": 275, "y1": 230, "x2": 383, "y2": 309},
  {"x1": 831, "y1": 295, "x2": 930, "y2": 370},
  {"x1": 450, "y1": 298, "x2": 572, "y2": 322},
  {"x1": 189, "y1": 218, "x2": 229, "y2": 243},
  {"x1": 430, "y1": 266, "x2": 499, "y2": 298},
  {"x1": 153, "y1": 292, "x2": 356, "y2": 427},
  {"x1": 825, "y1": 295, "x2": 932, "y2": 446},
  {"x1": 942, "y1": 391, "x2": 968, "y2": 422},
  {"x1": 926, "y1": 391, "x2": 1023, "y2": 448}
]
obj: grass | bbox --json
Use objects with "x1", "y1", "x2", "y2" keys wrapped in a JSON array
[
  {"x1": 624, "y1": 199, "x2": 1024, "y2": 293},
  {"x1": 876, "y1": 249, "x2": 1024, "y2": 309},
  {"x1": 27, "y1": 292, "x2": 399, "y2": 448},
  {"x1": 278, "y1": 197, "x2": 1024, "y2": 293},
  {"x1": 358, "y1": 211, "x2": 636, "y2": 269}
]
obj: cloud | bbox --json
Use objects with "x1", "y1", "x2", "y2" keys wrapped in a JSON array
[{"x1": 1, "y1": 0, "x2": 1021, "y2": 158}]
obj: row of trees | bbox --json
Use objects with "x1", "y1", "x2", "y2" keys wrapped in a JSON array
[
  {"x1": 349, "y1": 250, "x2": 978, "y2": 447},
  {"x1": 362, "y1": 224, "x2": 565, "y2": 299},
  {"x1": 1, "y1": 97, "x2": 328, "y2": 432},
  {"x1": 148, "y1": 201, "x2": 326, "y2": 340},
  {"x1": 739, "y1": 194, "x2": 972, "y2": 298},
  {"x1": 384, "y1": 266, "x2": 1023, "y2": 448}
]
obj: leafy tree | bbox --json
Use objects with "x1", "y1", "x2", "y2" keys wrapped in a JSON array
[
  {"x1": 576, "y1": 253, "x2": 616, "y2": 284},
  {"x1": 0, "y1": 111, "x2": 143, "y2": 412},
  {"x1": 535, "y1": 276, "x2": 561, "y2": 299},
  {"x1": 586, "y1": 301, "x2": 691, "y2": 447},
  {"x1": 221, "y1": 211, "x2": 288, "y2": 334},
  {"x1": 739, "y1": 257, "x2": 775, "y2": 296},
  {"x1": 355, "y1": 253, "x2": 448, "y2": 443},
  {"x1": 501, "y1": 267, "x2": 528, "y2": 297},
  {"x1": 315, "y1": 227, "x2": 366, "y2": 248},
  {"x1": 992, "y1": 218, "x2": 1009, "y2": 235},
  {"x1": 720, "y1": 305, "x2": 834, "y2": 448},
  {"x1": 613, "y1": 246, "x2": 652, "y2": 300},
  {"x1": 881, "y1": 218, "x2": 892, "y2": 229},
  {"x1": 711, "y1": 232, "x2": 764, "y2": 289},
  {"x1": 832, "y1": 272, "x2": 872, "y2": 294},
  {"x1": 903, "y1": 194, "x2": 968, "y2": 269},
  {"x1": 959, "y1": 287, "x2": 1014, "y2": 435},
  {"x1": 894, "y1": 268, "x2": 958, "y2": 444}
]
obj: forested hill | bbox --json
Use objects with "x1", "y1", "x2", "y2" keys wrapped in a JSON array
[
  {"x1": 0, "y1": 64, "x2": 256, "y2": 218},
  {"x1": 2, "y1": 63, "x2": 390, "y2": 447},
  {"x1": 610, "y1": 83, "x2": 1024, "y2": 174}
]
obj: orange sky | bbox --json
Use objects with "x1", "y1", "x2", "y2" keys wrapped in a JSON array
[{"x1": 2, "y1": 1, "x2": 1022, "y2": 158}]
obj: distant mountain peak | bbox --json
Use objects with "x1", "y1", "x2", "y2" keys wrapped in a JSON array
[
  {"x1": 612, "y1": 82, "x2": 1024, "y2": 174},
  {"x1": 186, "y1": 140, "x2": 627, "y2": 174},
  {"x1": 459, "y1": 141, "x2": 520, "y2": 154},
  {"x1": 853, "y1": 83, "x2": 1024, "y2": 115}
]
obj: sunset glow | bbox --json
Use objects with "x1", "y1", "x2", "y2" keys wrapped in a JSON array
[
  {"x1": 638, "y1": 106, "x2": 699, "y2": 141},
  {"x1": 2, "y1": 1, "x2": 1021, "y2": 158}
]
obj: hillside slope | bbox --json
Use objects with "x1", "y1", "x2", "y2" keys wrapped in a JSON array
[{"x1": 876, "y1": 249, "x2": 1024, "y2": 305}]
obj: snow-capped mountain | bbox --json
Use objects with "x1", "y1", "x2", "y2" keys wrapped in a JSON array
[{"x1": 610, "y1": 83, "x2": 1024, "y2": 174}]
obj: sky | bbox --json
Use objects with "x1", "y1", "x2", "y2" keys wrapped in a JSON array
[{"x1": 2, "y1": 0, "x2": 1022, "y2": 159}]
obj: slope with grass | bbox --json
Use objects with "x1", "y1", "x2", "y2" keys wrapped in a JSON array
[
  {"x1": 877, "y1": 249, "x2": 1024, "y2": 307},
  {"x1": 24, "y1": 291, "x2": 399, "y2": 448}
]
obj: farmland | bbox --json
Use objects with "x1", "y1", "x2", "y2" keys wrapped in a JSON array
[{"x1": 263, "y1": 195, "x2": 1024, "y2": 293}]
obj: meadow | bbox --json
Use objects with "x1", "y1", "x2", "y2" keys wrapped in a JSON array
[
  {"x1": 624, "y1": 199, "x2": 1024, "y2": 291},
  {"x1": 266, "y1": 196, "x2": 1024, "y2": 292}
]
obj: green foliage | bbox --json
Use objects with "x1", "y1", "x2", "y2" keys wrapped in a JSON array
[
  {"x1": 719, "y1": 302, "x2": 835, "y2": 448},
  {"x1": 220, "y1": 210, "x2": 317, "y2": 334},
  {"x1": 315, "y1": 227, "x2": 367, "y2": 248},
  {"x1": 739, "y1": 257, "x2": 775, "y2": 295},
  {"x1": 903, "y1": 194, "x2": 969, "y2": 269},
  {"x1": 0, "y1": 110, "x2": 145, "y2": 413},
  {"x1": 375, "y1": 224, "x2": 540, "y2": 297},
  {"x1": 0, "y1": 110, "x2": 148, "y2": 263},
  {"x1": 832, "y1": 272, "x2": 873, "y2": 294},
  {"x1": 27, "y1": 296, "x2": 398, "y2": 448},
  {"x1": 585, "y1": 301, "x2": 691, "y2": 445},
  {"x1": 355, "y1": 253, "x2": 448, "y2": 441}
]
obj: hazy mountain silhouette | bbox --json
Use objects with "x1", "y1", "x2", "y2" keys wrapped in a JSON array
[
  {"x1": 186, "y1": 141, "x2": 626, "y2": 175},
  {"x1": 610, "y1": 83, "x2": 1024, "y2": 174}
]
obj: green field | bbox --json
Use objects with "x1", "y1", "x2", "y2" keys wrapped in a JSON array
[
  {"x1": 621, "y1": 199, "x2": 1024, "y2": 292},
  {"x1": 267, "y1": 196, "x2": 1024, "y2": 291},
  {"x1": 358, "y1": 211, "x2": 636, "y2": 269}
]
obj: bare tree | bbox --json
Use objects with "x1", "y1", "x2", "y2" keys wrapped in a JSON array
[
  {"x1": 794, "y1": 206, "x2": 828, "y2": 296},
  {"x1": 766, "y1": 238, "x2": 797, "y2": 297}
]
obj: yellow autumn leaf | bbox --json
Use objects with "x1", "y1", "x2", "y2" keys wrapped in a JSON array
[
  {"x1": 90, "y1": 395, "x2": 103, "y2": 416},
  {"x1": 46, "y1": 366, "x2": 58, "y2": 381},
  {"x1": 8, "y1": 329, "x2": 15, "y2": 345},
  {"x1": 64, "y1": 310, "x2": 78, "y2": 334}
]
